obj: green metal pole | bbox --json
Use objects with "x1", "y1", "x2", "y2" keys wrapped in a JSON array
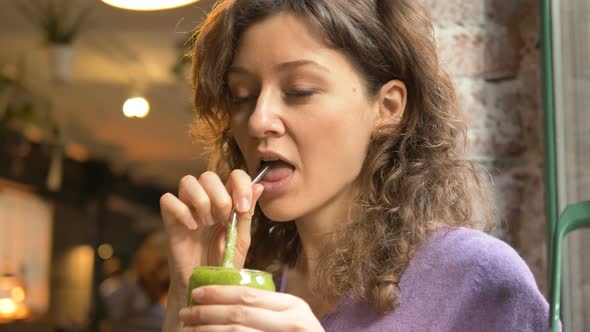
[{"x1": 540, "y1": 0, "x2": 559, "y2": 287}]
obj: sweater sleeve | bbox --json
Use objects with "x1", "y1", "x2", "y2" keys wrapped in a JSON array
[{"x1": 450, "y1": 239, "x2": 551, "y2": 332}]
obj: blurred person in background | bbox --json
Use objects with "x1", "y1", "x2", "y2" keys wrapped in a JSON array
[{"x1": 99, "y1": 231, "x2": 169, "y2": 332}]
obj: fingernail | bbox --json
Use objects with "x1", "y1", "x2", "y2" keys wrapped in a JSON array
[
  {"x1": 238, "y1": 198, "x2": 250, "y2": 212},
  {"x1": 192, "y1": 287, "x2": 204, "y2": 300}
]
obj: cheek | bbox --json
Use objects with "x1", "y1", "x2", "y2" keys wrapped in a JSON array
[
  {"x1": 299, "y1": 107, "x2": 373, "y2": 173},
  {"x1": 318, "y1": 99, "x2": 374, "y2": 147}
]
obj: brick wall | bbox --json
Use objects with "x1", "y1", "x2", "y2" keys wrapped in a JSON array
[{"x1": 428, "y1": 0, "x2": 547, "y2": 293}]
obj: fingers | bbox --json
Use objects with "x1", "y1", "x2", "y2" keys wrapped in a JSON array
[
  {"x1": 160, "y1": 192, "x2": 198, "y2": 230},
  {"x1": 178, "y1": 175, "x2": 214, "y2": 226},
  {"x1": 190, "y1": 286, "x2": 302, "y2": 312},
  {"x1": 175, "y1": 170, "x2": 255, "y2": 229},
  {"x1": 163, "y1": 170, "x2": 262, "y2": 246},
  {"x1": 225, "y1": 170, "x2": 256, "y2": 213},
  {"x1": 180, "y1": 287, "x2": 321, "y2": 332},
  {"x1": 235, "y1": 184, "x2": 264, "y2": 259},
  {"x1": 180, "y1": 305, "x2": 282, "y2": 331},
  {"x1": 198, "y1": 170, "x2": 255, "y2": 224},
  {"x1": 182, "y1": 325, "x2": 262, "y2": 332},
  {"x1": 197, "y1": 172, "x2": 233, "y2": 223}
]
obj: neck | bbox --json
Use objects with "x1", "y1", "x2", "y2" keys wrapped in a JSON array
[{"x1": 293, "y1": 186, "x2": 356, "y2": 279}]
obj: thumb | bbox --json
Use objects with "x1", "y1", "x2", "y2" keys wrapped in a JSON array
[{"x1": 234, "y1": 184, "x2": 264, "y2": 263}]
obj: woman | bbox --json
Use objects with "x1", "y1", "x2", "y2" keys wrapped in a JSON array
[{"x1": 160, "y1": 0, "x2": 550, "y2": 331}]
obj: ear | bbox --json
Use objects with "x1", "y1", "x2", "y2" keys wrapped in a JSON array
[{"x1": 374, "y1": 80, "x2": 407, "y2": 129}]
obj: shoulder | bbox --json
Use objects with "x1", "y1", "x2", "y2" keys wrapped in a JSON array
[
  {"x1": 419, "y1": 227, "x2": 542, "y2": 299},
  {"x1": 324, "y1": 228, "x2": 550, "y2": 331},
  {"x1": 424, "y1": 227, "x2": 535, "y2": 285},
  {"x1": 416, "y1": 227, "x2": 550, "y2": 331},
  {"x1": 423, "y1": 227, "x2": 530, "y2": 273}
]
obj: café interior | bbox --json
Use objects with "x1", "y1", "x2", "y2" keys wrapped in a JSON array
[{"x1": 0, "y1": 0, "x2": 589, "y2": 331}]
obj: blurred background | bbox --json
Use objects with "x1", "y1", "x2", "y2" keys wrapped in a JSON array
[{"x1": 0, "y1": 0, "x2": 588, "y2": 331}]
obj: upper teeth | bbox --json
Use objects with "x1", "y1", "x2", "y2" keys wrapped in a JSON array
[{"x1": 262, "y1": 158, "x2": 279, "y2": 162}]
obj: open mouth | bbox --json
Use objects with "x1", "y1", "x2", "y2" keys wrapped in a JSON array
[
  {"x1": 257, "y1": 158, "x2": 293, "y2": 172},
  {"x1": 257, "y1": 159, "x2": 295, "y2": 183}
]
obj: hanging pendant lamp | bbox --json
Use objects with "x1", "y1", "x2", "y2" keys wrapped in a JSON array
[{"x1": 101, "y1": 0, "x2": 200, "y2": 11}]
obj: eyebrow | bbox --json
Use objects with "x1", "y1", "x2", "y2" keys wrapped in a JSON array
[{"x1": 228, "y1": 60, "x2": 331, "y2": 76}]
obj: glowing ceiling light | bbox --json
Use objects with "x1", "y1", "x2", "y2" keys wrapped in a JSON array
[
  {"x1": 123, "y1": 97, "x2": 150, "y2": 118},
  {"x1": 101, "y1": 0, "x2": 199, "y2": 11}
]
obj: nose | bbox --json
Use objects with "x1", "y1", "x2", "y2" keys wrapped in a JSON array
[{"x1": 247, "y1": 88, "x2": 285, "y2": 138}]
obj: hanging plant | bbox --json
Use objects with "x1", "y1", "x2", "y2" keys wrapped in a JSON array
[
  {"x1": 17, "y1": 0, "x2": 95, "y2": 81},
  {"x1": 16, "y1": 0, "x2": 95, "y2": 45}
]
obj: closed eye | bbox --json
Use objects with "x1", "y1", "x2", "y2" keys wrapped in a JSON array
[
  {"x1": 229, "y1": 89, "x2": 318, "y2": 105},
  {"x1": 284, "y1": 89, "x2": 317, "y2": 98}
]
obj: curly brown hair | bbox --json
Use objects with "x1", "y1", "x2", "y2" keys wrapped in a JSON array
[{"x1": 190, "y1": 0, "x2": 494, "y2": 313}]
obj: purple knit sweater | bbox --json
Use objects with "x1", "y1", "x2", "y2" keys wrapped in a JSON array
[{"x1": 276, "y1": 227, "x2": 550, "y2": 331}]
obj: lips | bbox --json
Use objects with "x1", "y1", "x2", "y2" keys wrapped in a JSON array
[{"x1": 255, "y1": 150, "x2": 295, "y2": 194}]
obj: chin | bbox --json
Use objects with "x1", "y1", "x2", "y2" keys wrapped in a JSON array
[{"x1": 258, "y1": 201, "x2": 302, "y2": 222}]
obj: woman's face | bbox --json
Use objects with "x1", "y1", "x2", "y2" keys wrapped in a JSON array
[{"x1": 228, "y1": 13, "x2": 380, "y2": 222}]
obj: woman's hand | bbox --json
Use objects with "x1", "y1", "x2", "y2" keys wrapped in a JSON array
[
  {"x1": 179, "y1": 285, "x2": 325, "y2": 332},
  {"x1": 160, "y1": 170, "x2": 264, "y2": 301}
]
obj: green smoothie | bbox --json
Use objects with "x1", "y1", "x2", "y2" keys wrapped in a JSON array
[{"x1": 187, "y1": 266, "x2": 276, "y2": 305}]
